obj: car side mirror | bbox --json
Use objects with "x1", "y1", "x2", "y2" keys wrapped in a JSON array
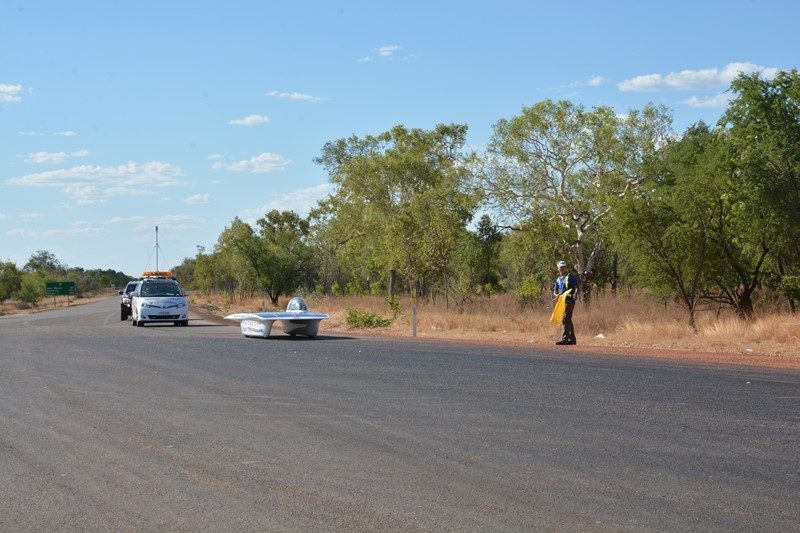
[{"x1": 118, "y1": 290, "x2": 124, "y2": 295}]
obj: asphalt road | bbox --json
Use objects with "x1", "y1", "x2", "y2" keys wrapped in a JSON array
[{"x1": 1, "y1": 299, "x2": 798, "y2": 531}]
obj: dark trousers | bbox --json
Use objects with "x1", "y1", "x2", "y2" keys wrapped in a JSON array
[{"x1": 561, "y1": 300, "x2": 576, "y2": 342}]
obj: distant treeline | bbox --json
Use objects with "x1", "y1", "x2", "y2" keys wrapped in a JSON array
[{"x1": 0, "y1": 250, "x2": 131, "y2": 307}]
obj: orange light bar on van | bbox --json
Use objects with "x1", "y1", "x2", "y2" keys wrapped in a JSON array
[{"x1": 141, "y1": 271, "x2": 174, "y2": 278}]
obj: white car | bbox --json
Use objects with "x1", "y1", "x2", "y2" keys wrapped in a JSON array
[{"x1": 131, "y1": 277, "x2": 189, "y2": 327}]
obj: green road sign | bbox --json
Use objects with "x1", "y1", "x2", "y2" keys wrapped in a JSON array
[{"x1": 46, "y1": 281, "x2": 76, "y2": 296}]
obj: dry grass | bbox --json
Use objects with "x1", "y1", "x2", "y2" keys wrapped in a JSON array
[
  {"x1": 0, "y1": 290, "x2": 116, "y2": 315},
  {"x1": 194, "y1": 291, "x2": 800, "y2": 364}
]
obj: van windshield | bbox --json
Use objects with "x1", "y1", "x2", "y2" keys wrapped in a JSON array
[{"x1": 140, "y1": 281, "x2": 183, "y2": 297}]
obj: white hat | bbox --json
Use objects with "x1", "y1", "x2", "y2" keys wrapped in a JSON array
[{"x1": 557, "y1": 260, "x2": 568, "y2": 268}]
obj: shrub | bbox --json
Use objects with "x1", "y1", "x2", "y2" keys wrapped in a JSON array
[
  {"x1": 203, "y1": 301, "x2": 221, "y2": 312},
  {"x1": 386, "y1": 295, "x2": 401, "y2": 318},
  {"x1": 18, "y1": 275, "x2": 44, "y2": 306},
  {"x1": 515, "y1": 275, "x2": 543, "y2": 309},
  {"x1": 346, "y1": 308, "x2": 392, "y2": 328},
  {"x1": 331, "y1": 283, "x2": 343, "y2": 297}
]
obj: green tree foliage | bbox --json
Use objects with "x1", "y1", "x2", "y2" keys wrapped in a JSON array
[
  {"x1": 64, "y1": 267, "x2": 131, "y2": 295},
  {"x1": 722, "y1": 69, "x2": 800, "y2": 311},
  {"x1": 698, "y1": 135, "x2": 770, "y2": 318},
  {"x1": 18, "y1": 272, "x2": 45, "y2": 305},
  {"x1": 313, "y1": 124, "x2": 478, "y2": 300},
  {"x1": 148, "y1": 79, "x2": 800, "y2": 320},
  {"x1": 173, "y1": 226, "x2": 262, "y2": 299},
  {"x1": 474, "y1": 214, "x2": 503, "y2": 290},
  {"x1": 171, "y1": 255, "x2": 197, "y2": 289},
  {"x1": 215, "y1": 221, "x2": 261, "y2": 296},
  {"x1": 229, "y1": 211, "x2": 318, "y2": 307},
  {"x1": 24, "y1": 250, "x2": 65, "y2": 275},
  {"x1": 496, "y1": 217, "x2": 566, "y2": 299},
  {"x1": 614, "y1": 114, "x2": 785, "y2": 320},
  {"x1": 475, "y1": 100, "x2": 673, "y2": 299},
  {"x1": 611, "y1": 124, "x2": 716, "y2": 328},
  {"x1": 444, "y1": 215, "x2": 507, "y2": 306},
  {"x1": 0, "y1": 261, "x2": 22, "y2": 308},
  {"x1": 15, "y1": 251, "x2": 130, "y2": 298}
]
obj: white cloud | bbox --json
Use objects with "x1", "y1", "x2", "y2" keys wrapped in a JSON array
[
  {"x1": 240, "y1": 183, "x2": 332, "y2": 223},
  {"x1": 212, "y1": 152, "x2": 291, "y2": 173},
  {"x1": 357, "y1": 56, "x2": 374, "y2": 63},
  {"x1": 682, "y1": 92, "x2": 734, "y2": 108},
  {"x1": 266, "y1": 90, "x2": 325, "y2": 103},
  {"x1": 0, "y1": 83, "x2": 23, "y2": 103},
  {"x1": 185, "y1": 193, "x2": 213, "y2": 204},
  {"x1": 567, "y1": 75, "x2": 606, "y2": 88},
  {"x1": 54, "y1": 130, "x2": 78, "y2": 137},
  {"x1": 20, "y1": 212, "x2": 44, "y2": 222},
  {"x1": 6, "y1": 221, "x2": 107, "y2": 238},
  {"x1": 106, "y1": 214, "x2": 205, "y2": 234},
  {"x1": 377, "y1": 45, "x2": 402, "y2": 57},
  {"x1": 0, "y1": 213, "x2": 8, "y2": 220},
  {"x1": 618, "y1": 62, "x2": 779, "y2": 92},
  {"x1": 228, "y1": 114, "x2": 270, "y2": 126},
  {"x1": 7, "y1": 161, "x2": 184, "y2": 204},
  {"x1": 208, "y1": 154, "x2": 223, "y2": 161},
  {"x1": 59, "y1": 185, "x2": 152, "y2": 205},
  {"x1": 18, "y1": 131, "x2": 43, "y2": 136},
  {"x1": 24, "y1": 149, "x2": 89, "y2": 164}
]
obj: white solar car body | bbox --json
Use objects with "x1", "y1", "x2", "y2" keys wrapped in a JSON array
[{"x1": 225, "y1": 297, "x2": 328, "y2": 338}]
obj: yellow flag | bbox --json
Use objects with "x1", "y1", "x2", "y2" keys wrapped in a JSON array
[{"x1": 550, "y1": 292, "x2": 568, "y2": 325}]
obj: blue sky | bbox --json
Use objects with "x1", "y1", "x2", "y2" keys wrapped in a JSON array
[{"x1": 2, "y1": 1, "x2": 798, "y2": 276}]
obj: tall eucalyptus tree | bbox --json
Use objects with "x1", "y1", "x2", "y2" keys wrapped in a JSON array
[
  {"x1": 475, "y1": 99, "x2": 672, "y2": 298},
  {"x1": 313, "y1": 124, "x2": 478, "y2": 299}
]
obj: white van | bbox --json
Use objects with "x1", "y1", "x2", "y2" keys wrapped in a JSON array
[{"x1": 131, "y1": 277, "x2": 188, "y2": 327}]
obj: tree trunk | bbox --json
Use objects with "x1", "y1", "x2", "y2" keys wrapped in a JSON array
[
  {"x1": 269, "y1": 291, "x2": 280, "y2": 307},
  {"x1": 735, "y1": 291, "x2": 754, "y2": 319},
  {"x1": 688, "y1": 307, "x2": 697, "y2": 333},
  {"x1": 388, "y1": 269, "x2": 396, "y2": 298},
  {"x1": 444, "y1": 269, "x2": 450, "y2": 312},
  {"x1": 611, "y1": 253, "x2": 618, "y2": 297},
  {"x1": 777, "y1": 257, "x2": 797, "y2": 314},
  {"x1": 579, "y1": 242, "x2": 603, "y2": 305}
]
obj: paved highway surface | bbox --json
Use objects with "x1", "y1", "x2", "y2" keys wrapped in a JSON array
[{"x1": 1, "y1": 298, "x2": 798, "y2": 530}]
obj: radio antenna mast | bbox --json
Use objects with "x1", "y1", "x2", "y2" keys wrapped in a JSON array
[{"x1": 155, "y1": 225, "x2": 159, "y2": 272}]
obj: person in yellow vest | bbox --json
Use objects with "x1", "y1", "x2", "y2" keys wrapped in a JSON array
[{"x1": 553, "y1": 260, "x2": 579, "y2": 345}]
